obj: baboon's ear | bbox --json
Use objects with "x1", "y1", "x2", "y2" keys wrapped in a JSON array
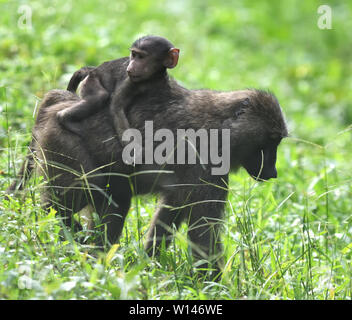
[{"x1": 164, "y1": 48, "x2": 180, "y2": 69}]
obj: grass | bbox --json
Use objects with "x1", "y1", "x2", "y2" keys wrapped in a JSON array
[{"x1": 1, "y1": 0, "x2": 352, "y2": 299}]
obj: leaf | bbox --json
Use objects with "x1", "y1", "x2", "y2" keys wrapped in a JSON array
[
  {"x1": 105, "y1": 244, "x2": 119, "y2": 266},
  {"x1": 341, "y1": 243, "x2": 352, "y2": 255}
]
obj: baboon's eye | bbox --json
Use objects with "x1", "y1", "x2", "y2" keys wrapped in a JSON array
[
  {"x1": 234, "y1": 108, "x2": 245, "y2": 118},
  {"x1": 242, "y1": 98, "x2": 250, "y2": 106},
  {"x1": 233, "y1": 98, "x2": 249, "y2": 118}
]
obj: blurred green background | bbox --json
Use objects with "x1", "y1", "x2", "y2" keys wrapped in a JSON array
[
  {"x1": 1, "y1": 0, "x2": 351, "y2": 142},
  {"x1": 1, "y1": 0, "x2": 352, "y2": 299}
]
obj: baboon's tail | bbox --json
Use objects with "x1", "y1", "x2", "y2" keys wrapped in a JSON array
[
  {"x1": 67, "y1": 66, "x2": 95, "y2": 93},
  {"x1": 6, "y1": 139, "x2": 36, "y2": 195}
]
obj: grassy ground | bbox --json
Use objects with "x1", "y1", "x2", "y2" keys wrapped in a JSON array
[{"x1": 1, "y1": 0, "x2": 352, "y2": 299}]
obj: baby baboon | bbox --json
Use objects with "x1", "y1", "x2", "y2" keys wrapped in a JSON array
[{"x1": 58, "y1": 36, "x2": 179, "y2": 145}]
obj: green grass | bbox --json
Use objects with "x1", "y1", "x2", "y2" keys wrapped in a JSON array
[{"x1": 1, "y1": 0, "x2": 352, "y2": 299}]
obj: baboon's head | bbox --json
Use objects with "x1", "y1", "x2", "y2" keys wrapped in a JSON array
[{"x1": 223, "y1": 89, "x2": 288, "y2": 181}]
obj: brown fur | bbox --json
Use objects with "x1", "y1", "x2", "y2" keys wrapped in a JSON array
[{"x1": 7, "y1": 82, "x2": 287, "y2": 277}]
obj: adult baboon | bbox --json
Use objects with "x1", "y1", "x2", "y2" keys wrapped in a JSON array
[{"x1": 7, "y1": 84, "x2": 287, "y2": 275}]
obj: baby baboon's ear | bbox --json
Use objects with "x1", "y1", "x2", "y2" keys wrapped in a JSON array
[{"x1": 164, "y1": 48, "x2": 180, "y2": 69}]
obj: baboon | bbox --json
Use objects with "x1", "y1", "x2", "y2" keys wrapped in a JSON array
[
  {"x1": 58, "y1": 36, "x2": 179, "y2": 145},
  {"x1": 7, "y1": 83, "x2": 287, "y2": 276}
]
